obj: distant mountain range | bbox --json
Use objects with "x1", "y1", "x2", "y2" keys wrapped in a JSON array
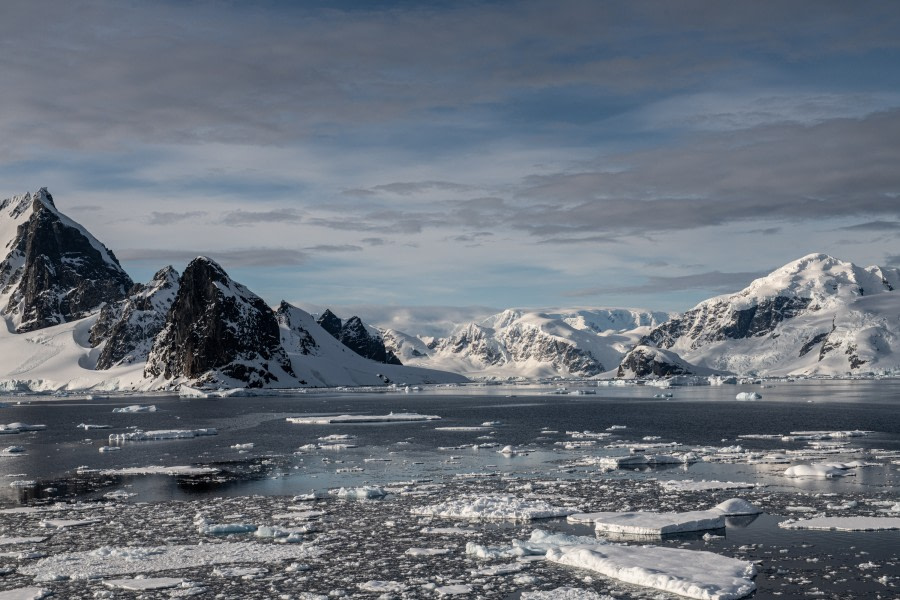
[{"x1": 0, "y1": 188, "x2": 897, "y2": 391}]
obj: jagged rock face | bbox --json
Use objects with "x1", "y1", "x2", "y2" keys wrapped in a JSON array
[
  {"x1": 90, "y1": 266, "x2": 180, "y2": 369},
  {"x1": 339, "y1": 316, "x2": 402, "y2": 365},
  {"x1": 316, "y1": 309, "x2": 342, "y2": 338},
  {"x1": 641, "y1": 296, "x2": 812, "y2": 350},
  {"x1": 315, "y1": 309, "x2": 402, "y2": 365},
  {"x1": 616, "y1": 346, "x2": 693, "y2": 378},
  {"x1": 275, "y1": 301, "x2": 318, "y2": 355},
  {"x1": 145, "y1": 257, "x2": 294, "y2": 387},
  {"x1": 0, "y1": 189, "x2": 133, "y2": 332}
]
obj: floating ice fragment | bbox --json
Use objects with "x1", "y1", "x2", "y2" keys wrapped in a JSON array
[
  {"x1": 713, "y1": 499, "x2": 763, "y2": 516},
  {"x1": 103, "y1": 577, "x2": 185, "y2": 590},
  {"x1": 413, "y1": 495, "x2": 577, "y2": 521},
  {"x1": 98, "y1": 446, "x2": 120, "y2": 452},
  {"x1": 0, "y1": 588, "x2": 52, "y2": 600},
  {"x1": 330, "y1": 486, "x2": 386, "y2": 499},
  {"x1": 359, "y1": 581, "x2": 408, "y2": 592},
  {"x1": 0, "y1": 536, "x2": 46, "y2": 545},
  {"x1": 99, "y1": 465, "x2": 219, "y2": 476},
  {"x1": 435, "y1": 584, "x2": 472, "y2": 596},
  {"x1": 77, "y1": 424, "x2": 110, "y2": 430},
  {"x1": 287, "y1": 412, "x2": 440, "y2": 424},
  {"x1": 662, "y1": 480, "x2": 758, "y2": 492},
  {"x1": 783, "y1": 462, "x2": 857, "y2": 478},
  {"x1": 779, "y1": 516, "x2": 900, "y2": 531},
  {"x1": 108, "y1": 429, "x2": 216, "y2": 442},
  {"x1": 521, "y1": 588, "x2": 614, "y2": 600},
  {"x1": 112, "y1": 405, "x2": 156, "y2": 413},
  {"x1": 546, "y1": 544, "x2": 756, "y2": 600},
  {"x1": 570, "y1": 510, "x2": 725, "y2": 537},
  {"x1": 405, "y1": 548, "x2": 452, "y2": 556},
  {"x1": 735, "y1": 392, "x2": 762, "y2": 401}
]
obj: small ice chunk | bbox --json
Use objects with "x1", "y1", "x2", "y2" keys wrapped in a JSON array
[
  {"x1": 39, "y1": 518, "x2": 101, "y2": 529},
  {"x1": 359, "y1": 581, "x2": 407, "y2": 593},
  {"x1": 0, "y1": 536, "x2": 47, "y2": 545},
  {"x1": 713, "y1": 499, "x2": 763, "y2": 516},
  {"x1": 784, "y1": 462, "x2": 856, "y2": 478},
  {"x1": 109, "y1": 429, "x2": 216, "y2": 441},
  {"x1": 287, "y1": 412, "x2": 440, "y2": 424},
  {"x1": 2, "y1": 446, "x2": 25, "y2": 454},
  {"x1": 662, "y1": 480, "x2": 757, "y2": 493},
  {"x1": 735, "y1": 392, "x2": 762, "y2": 401},
  {"x1": 405, "y1": 548, "x2": 452, "y2": 556},
  {"x1": 98, "y1": 446, "x2": 121, "y2": 452},
  {"x1": 435, "y1": 584, "x2": 472, "y2": 596},
  {"x1": 330, "y1": 486, "x2": 386, "y2": 499}
]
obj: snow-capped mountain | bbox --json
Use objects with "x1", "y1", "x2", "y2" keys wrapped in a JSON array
[
  {"x1": 0, "y1": 189, "x2": 466, "y2": 391},
  {"x1": 623, "y1": 254, "x2": 900, "y2": 377},
  {"x1": 90, "y1": 266, "x2": 180, "y2": 370},
  {"x1": 387, "y1": 308, "x2": 671, "y2": 379},
  {"x1": 315, "y1": 309, "x2": 402, "y2": 365},
  {"x1": 0, "y1": 188, "x2": 132, "y2": 332}
]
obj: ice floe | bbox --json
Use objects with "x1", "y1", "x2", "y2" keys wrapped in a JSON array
[
  {"x1": 108, "y1": 428, "x2": 217, "y2": 441},
  {"x1": 103, "y1": 577, "x2": 186, "y2": 590},
  {"x1": 521, "y1": 588, "x2": 614, "y2": 600},
  {"x1": 286, "y1": 412, "x2": 440, "y2": 424},
  {"x1": 735, "y1": 392, "x2": 762, "y2": 400},
  {"x1": 661, "y1": 480, "x2": 759, "y2": 492},
  {"x1": 546, "y1": 543, "x2": 756, "y2": 600},
  {"x1": 783, "y1": 462, "x2": 858, "y2": 478},
  {"x1": 111, "y1": 404, "x2": 157, "y2": 413},
  {"x1": 0, "y1": 588, "x2": 51, "y2": 600},
  {"x1": 569, "y1": 510, "x2": 725, "y2": 537},
  {"x1": 20, "y1": 541, "x2": 323, "y2": 582},
  {"x1": 779, "y1": 516, "x2": 900, "y2": 531},
  {"x1": 412, "y1": 495, "x2": 578, "y2": 521},
  {"x1": 97, "y1": 465, "x2": 219, "y2": 476}
]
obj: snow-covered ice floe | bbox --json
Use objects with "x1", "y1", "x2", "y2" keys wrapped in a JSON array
[
  {"x1": 569, "y1": 510, "x2": 725, "y2": 537},
  {"x1": 286, "y1": 412, "x2": 440, "y2": 424},
  {"x1": 102, "y1": 577, "x2": 186, "y2": 590},
  {"x1": 779, "y1": 516, "x2": 900, "y2": 531},
  {"x1": 111, "y1": 405, "x2": 156, "y2": 413},
  {"x1": 0, "y1": 588, "x2": 52, "y2": 600},
  {"x1": 661, "y1": 480, "x2": 759, "y2": 492},
  {"x1": 19, "y1": 541, "x2": 323, "y2": 582},
  {"x1": 97, "y1": 465, "x2": 219, "y2": 476},
  {"x1": 546, "y1": 543, "x2": 756, "y2": 600},
  {"x1": 108, "y1": 429, "x2": 217, "y2": 442},
  {"x1": 0, "y1": 423, "x2": 46, "y2": 434},
  {"x1": 597, "y1": 453, "x2": 697, "y2": 469},
  {"x1": 735, "y1": 392, "x2": 762, "y2": 401},
  {"x1": 329, "y1": 486, "x2": 387, "y2": 499},
  {"x1": 521, "y1": 588, "x2": 614, "y2": 600},
  {"x1": 783, "y1": 462, "x2": 861, "y2": 478},
  {"x1": 412, "y1": 495, "x2": 578, "y2": 521}
]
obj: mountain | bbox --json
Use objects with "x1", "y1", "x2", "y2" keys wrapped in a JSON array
[
  {"x1": 316, "y1": 309, "x2": 402, "y2": 365},
  {"x1": 387, "y1": 308, "x2": 671, "y2": 379},
  {"x1": 90, "y1": 266, "x2": 180, "y2": 369},
  {"x1": 622, "y1": 254, "x2": 900, "y2": 377},
  {"x1": 277, "y1": 302, "x2": 464, "y2": 387},
  {"x1": 0, "y1": 188, "x2": 133, "y2": 333},
  {"x1": 144, "y1": 257, "x2": 297, "y2": 387}
]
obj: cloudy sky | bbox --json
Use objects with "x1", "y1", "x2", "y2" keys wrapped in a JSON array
[{"x1": 2, "y1": 1, "x2": 899, "y2": 328}]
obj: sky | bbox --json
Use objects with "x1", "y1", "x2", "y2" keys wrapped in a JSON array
[{"x1": 2, "y1": 0, "x2": 900, "y2": 331}]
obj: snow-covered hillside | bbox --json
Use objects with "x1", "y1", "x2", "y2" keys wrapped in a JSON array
[
  {"x1": 385, "y1": 308, "x2": 672, "y2": 380},
  {"x1": 626, "y1": 254, "x2": 900, "y2": 377}
]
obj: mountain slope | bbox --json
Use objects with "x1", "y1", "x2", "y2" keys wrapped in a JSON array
[
  {"x1": 388, "y1": 307, "x2": 671, "y2": 379},
  {"x1": 626, "y1": 254, "x2": 900, "y2": 377},
  {"x1": 0, "y1": 189, "x2": 133, "y2": 332}
]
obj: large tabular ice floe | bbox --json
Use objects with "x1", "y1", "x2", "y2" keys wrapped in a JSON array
[
  {"x1": 546, "y1": 544, "x2": 756, "y2": 600},
  {"x1": 661, "y1": 480, "x2": 759, "y2": 493},
  {"x1": 19, "y1": 541, "x2": 323, "y2": 582},
  {"x1": 0, "y1": 423, "x2": 46, "y2": 434},
  {"x1": 779, "y1": 516, "x2": 900, "y2": 531},
  {"x1": 286, "y1": 412, "x2": 440, "y2": 424},
  {"x1": 107, "y1": 428, "x2": 217, "y2": 441},
  {"x1": 412, "y1": 495, "x2": 578, "y2": 521},
  {"x1": 521, "y1": 588, "x2": 615, "y2": 600},
  {"x1": 102, "y1": 577, "x2": 186, "y2": 590},
  {"x1": 96, "y1": 465, "x2": 219, "y2": 476},
  {"x1": 569, "y1": 510, "x2": 725, "y2": 537}
]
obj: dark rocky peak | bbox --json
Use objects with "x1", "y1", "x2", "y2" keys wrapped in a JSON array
[
  {"x1": 339, "y1": 316, "x2": 403, "y2": 365},
  {"x1": 275, "y1": 300, "x2": 319, "y2": 356},
  {"x1": 0, "y1": 188, "x2": 133, "y2": 332},
  {"x1": 144, "y1": 256, "x2": 294, "y2": 387},
  {"x1": 90, "y1": 265, "x2": 181, "y2": 370},
  {"x1": 616, "y1": 345, "x2": 697, "y2": 378},
  {"x1": 316, "y1": 308, "x2": 342, "y2": 338}
]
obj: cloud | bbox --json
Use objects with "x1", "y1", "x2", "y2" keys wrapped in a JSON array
[
  {"x1": 147, "y1": 210, "x2": 207, "y2": 225},
  {"x1": 219, "y1": 209, "x2": 303, "y2": 226},
  {"x1": 566, "y1": 270, "x2": 768, "y2": 297},
  {"x1": 835, "y1": 221, "x2": 900, "y2": 232},
  {"x1": 304, "y1": 244, "x2": 362, "y2": 253},
  {"x1": 449, "y1": 232, "x2": 493, "y2": 243},
  {"x1": 350, "y1": 181, "x2": 476, "y2": 197},
  {"x1": 361, "y1": 237, "x2": 386, "y2": 246},
  {"x1": 290, "y1": 303, "x2": 499, "y2": 338},
  {"x1": 885, "y1": 255, "x2": 900, "y2": 267},
  {"x1": 117, "y1": 247, "x2": 308, "y2": 267}
]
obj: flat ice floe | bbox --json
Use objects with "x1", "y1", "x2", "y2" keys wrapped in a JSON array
[
  {"x1": 108, "y1": 428, "x2": 217, "y2": 441},
  {"x1": 521, "y1": 588, "x2": 614, "y2": 600},
  {"x1": 546, "y1": 544, "x2": 756, "y2": 600},
  {"x1": 286, "y1": 412, "x2": 440, "y2": 424},
  {"x1": 661, "y1": 480, "x2": 758, "y2": 492},
  {"x1": 98, "y1": 465, "x2": 219, "y2": 476},
  {"x1": 0, "y1": 536, "x2": 46, "y2": 545},
  {"x1": 779, "y1": 516, "x2": 900, "y2": 531},
  {"x1": 412, "y1": 495, "x2": 578, "y2": 521},
  {"x1": 103, "y1": 577, "x2": 186, "y2": 590},
  {"x1": 111, "y1": 405, "x2": 157, "y2": 413},
  {"x1": 783, "y1": 462, "x2": 858, "y2": 478},
  {"x1": 0, "y1": 588, "x2": 51, "y2": 600},
  {"x1": 569, "y1": 510, "x2": 725, "y2": 536},
  {"x1": 20, "y1": 541, "x2": 323, "y2": 582}
]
